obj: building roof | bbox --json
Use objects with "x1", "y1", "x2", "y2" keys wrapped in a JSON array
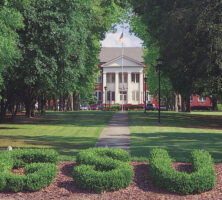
[{"x1": 100, "y1": 47, "x2": 144, "y2": 63}]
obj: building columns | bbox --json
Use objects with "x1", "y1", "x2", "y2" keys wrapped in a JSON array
[
  {"x1": 115, "y1": 72, "x2": 119, "y2": 104},
  {"x1": 140, "y1": 72, "x2": 143, "y2": 104},
  {"x1": 128, "y1": 72, "x2": 131, "y2": 104},
  {"x1": 103, "y1": 72, "x2": 106, "y2": 104}
]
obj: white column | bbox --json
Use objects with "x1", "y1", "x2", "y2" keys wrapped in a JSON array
[
  {"x1": 140, "y1": 72, "x2": 143, "y2": 104},
  {"x1": 115, "y1": 72, "x2": 119, "y2": 104},
  {"x1": 127, "y1": 72, "x2": 131, "y2": 104},
  {"x1": 103, "y1": 73, "x2": 106, "y2": 104}
]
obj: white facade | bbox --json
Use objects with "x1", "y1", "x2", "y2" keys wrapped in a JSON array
[{"x1": 101, "y1": 56, "x2": 145, "y2": 105}]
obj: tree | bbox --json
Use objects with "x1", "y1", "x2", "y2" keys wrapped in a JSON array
[{"x1": 0, "y1": 0, "x2": 24, "y2": 94}]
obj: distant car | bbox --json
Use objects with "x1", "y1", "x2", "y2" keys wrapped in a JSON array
[
  {"x1": 146, "y1": 103, "x2": 155, "y2": 111},
  {"x1": 160, "y1": 105, "x2": 167, "y2": 111},
  {"x1": 80, "y1": 104, "x2": 90, "y2": 110}
]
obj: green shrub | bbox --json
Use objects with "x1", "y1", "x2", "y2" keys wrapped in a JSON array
[
  {"x1": 25, "y1": 163, "x2": 58, "y2": 191},
  {"x1": 73, "y1": 148, "x2": 133, "y2": 193},
  {"x1": 0, "y1": 149, "x2": 59, "y2": 192},
  {"x1": 104, "y1": 105, "x2": 121, "y2": 111},
  {"x1": 218, "y1": 104, "x2": 222, "y2": 111},
  {"x1": 125, "y1": 105, "x2": 144, "y2": 110},
  {"x1": 149, "y1": 149, "x2": 216, "y2": 194}
]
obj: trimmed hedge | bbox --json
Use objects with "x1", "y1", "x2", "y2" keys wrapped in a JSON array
[
  {"x1": 125, "y1": 105, "x2": 144, "y2": 110},
  {"x1": 149, "y1": 149, "x2": 216, "y2": 194},
  {"x1": 73, "y1": 148, "x2": 134, "y2": 193},
  {"x1": 104, "y1": 105, "x2": 121, "y2": 111},
  {"x1": 0, "y1": 149, "x2": 59, "y2": 192}
]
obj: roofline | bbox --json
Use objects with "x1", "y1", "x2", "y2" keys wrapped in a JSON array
[{"x1": 101, "y1": 55, "x2": 144, "y2": 67}]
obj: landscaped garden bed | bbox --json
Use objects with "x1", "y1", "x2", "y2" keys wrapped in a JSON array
[
  {"x1": 0, "y1": 149, "x2": 59, "y2": 192},
  {"x1": 1, "y1": 160, "x2": 222, "y2": 199}
]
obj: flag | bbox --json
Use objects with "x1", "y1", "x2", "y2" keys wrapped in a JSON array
[{"x1": 119, "y1": 32, "x2": 123, "y2": 42}]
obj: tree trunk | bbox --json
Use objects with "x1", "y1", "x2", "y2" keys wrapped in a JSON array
[
  {"x1": 25, "y1": 103, "x2": 32, "y2": 118},
  {"x1": 59, "y1": 96, "x2": 63, "y2": 111},
  {"x1": 0, "y1": 100, "x2": 8, "y2": 121},
  {"x1": 211, "y1": 97, "x2": 218, "y2": 110},
  {"x1": 40, "y1": 95, "x2": 46, "y2": 116},
  {"x1": 70, "y1": 92, "x2": 73, "y2": 111},
  {"x1": 67, "y1": 93, "x2": 73, "y2": 111},
  {"x1": 53, "y1": 94, "x2": 58, "y2": 111},
  {"x1": 24, "y1": 97, "x2": 36, "y2": 118},
  {"x1": 175, "y1": 94, "x2": 178, "y2": 112},
  {"x1": 73, "y1": 92, "x2": 80, "y2": 110},
  {"x1": 181, "y1": 95, "x2": 190, "y2": 112}
]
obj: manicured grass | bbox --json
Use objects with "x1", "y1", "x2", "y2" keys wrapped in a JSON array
[
  {"x1": 0, "y1": 111, "x2": 114, "y2": 161},
  {"x1": 129, "y1": 111, "x2": 222, "y2": 162}
]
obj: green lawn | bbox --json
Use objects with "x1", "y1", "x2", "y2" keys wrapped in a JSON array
[
  {"x1": 129, "y1": 111, "x2": 222, "y2": 162},
  {"x1": 0, "y1": 111, "x2": 114, "y2": 161}
]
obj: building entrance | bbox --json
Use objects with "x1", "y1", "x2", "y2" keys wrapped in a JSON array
[{"x1": 120, "y1": 91, "x2": 127, "y2": 104}]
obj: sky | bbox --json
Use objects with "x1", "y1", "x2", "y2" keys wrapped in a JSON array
[{"x1": 100, "y1": 23, "x2": 143, "y2": 47}]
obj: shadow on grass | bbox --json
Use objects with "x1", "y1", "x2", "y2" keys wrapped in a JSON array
[
  {"x1": 129, "y1": 111, "x2": 222, "y2": 129},
  {"x1": 0, "y1": 127, "x2": 20, "y2": 129},
  {"x1": 0, "y1": 134, "x2": 98, "y2": 159},
  {"x1": 131, "y1": 132, "x2": 222, "y2": 162},
  {"x1": 3, "y1": 111, "x2": 115, "y2": 128}
]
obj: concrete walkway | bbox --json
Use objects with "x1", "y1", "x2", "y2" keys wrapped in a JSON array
[{"x1": 95, "y1": 111, "x2": 130, "y2": 152}]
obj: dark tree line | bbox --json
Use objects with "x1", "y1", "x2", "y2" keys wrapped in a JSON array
[{"x1": 130, "y1": 0, "x2": 222, "y2": 111}]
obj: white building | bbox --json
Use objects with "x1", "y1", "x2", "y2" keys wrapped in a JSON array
[{"x1": 95, "y1": 47, "x2": 153, "y2": 105}]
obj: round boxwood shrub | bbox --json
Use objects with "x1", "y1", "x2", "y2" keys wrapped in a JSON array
[
  {"x1": 0, "y1": 149, "x2": 60, "y2": 192},
  {"x1": 149, "y1": 149, "x2": 216, "y2": 194},
  {"x1": 73, "y1": 148, "x2": 134, "y2": 193}
]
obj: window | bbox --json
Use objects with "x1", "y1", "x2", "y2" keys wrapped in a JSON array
[
  {"x1": 198, "y1": 96, "x2": 206, "y2": 103},
  {"x1": 120, "y1": 91, "x2": 126, "y2": 101},
  {"x1": 136, "y1": 74, "x2": 139, "y2": 83},
  {"x1": 131, "y1": 73, "x2": 139, "y2": 83},
  {"x1": 112, "y1": 92, "x2": 115, "y2": 101},
  {"x1": 131, "y1": 74, "x2": 135, "y2": 82},
  {"x1": 99, "y1": 91, "x2": 101, "y2": 101},
  {"x1": 95, "y1": 91, "x2": 102, "y2": 101},
  {"x1": 107, "y1": 91, "x2": 115, "y2": 101},
  {"x1": 190, "y1": 95, "x2": 193, "y2": 102},
  {"x1": 119, "y1": 73, "x2": 127, "y2": 83},
  {"x1": 96, "y1": 75, "x2": 102, "y2": 83},
  {"x1": 107, "y1": 73, "x2": 115, "y2": 83},
  {"x1": 146, "y1": 91, "x2": 152, "y2": 102},
  {"x1": 107, "y1": 91, "x2": 111, "y2": 101}
]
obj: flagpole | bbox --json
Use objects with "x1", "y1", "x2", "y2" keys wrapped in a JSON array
[{"x1": 121, "y1": 27, "x2": 124, "y2": 112}]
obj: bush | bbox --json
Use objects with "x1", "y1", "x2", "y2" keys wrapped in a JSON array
[
  {"x1": 149, "y1": 149, "x2": 216, "y2": 194},
  {"x1": 190, "y1": 106, "x2": 211, "y2": 111},
  {"x1": 73, "y1": 148, "x2": 133, "y2": 193},
  {"x1": 125, "y1": 105, "x2": 144, "y2": 110},
  {"x1": 218, "y1": 104, "x2": 222, "y2": 111},
  {"x1": 103, "y1": 105, "x2": 121, "y2": 111},
  {"x1": 0, "y1": 149, "x2": 59, "y2": 192}
]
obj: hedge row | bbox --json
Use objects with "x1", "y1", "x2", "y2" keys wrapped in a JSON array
[
  {"x1": 0, "y1": 149, "x2": 60, "y2": 192},
  {"x1": 149, "y1": 149, "x2": 216, "y2": 194},
  {"x1": 125, "y1": 105, "x2": 144, "y2": 110},
  {"x1": 73, "y1": 148, "x2": 134, "y2": 193}
]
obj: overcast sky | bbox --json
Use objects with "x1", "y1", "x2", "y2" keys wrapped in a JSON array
[{"x1": 100, "y1": 23, "x2": 143, "y2": 47}]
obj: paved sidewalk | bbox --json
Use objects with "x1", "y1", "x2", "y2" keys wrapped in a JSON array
[{"x1": 95, "y1": 111, "x2": 130, "y2": 152}]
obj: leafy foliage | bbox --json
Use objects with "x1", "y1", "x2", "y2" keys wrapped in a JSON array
[
  {"x1": 130, "y1": 0, "x2": 222, "y2": 111},
  {"x1": 0, "y1": 149, "x2": 59, "y2": 192},
  {"x1": 0, "y1": 1, "x2": 24, "y2": 94},
  {"x1": 149, "y1": 149, "x2": 216, "y2": 194},
  {"x1": 73, "y1": 148, "x2": 133, "y2": 193},
  {"x1": 0, "y1": 0, "x2": 127, "y2": 117}
]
